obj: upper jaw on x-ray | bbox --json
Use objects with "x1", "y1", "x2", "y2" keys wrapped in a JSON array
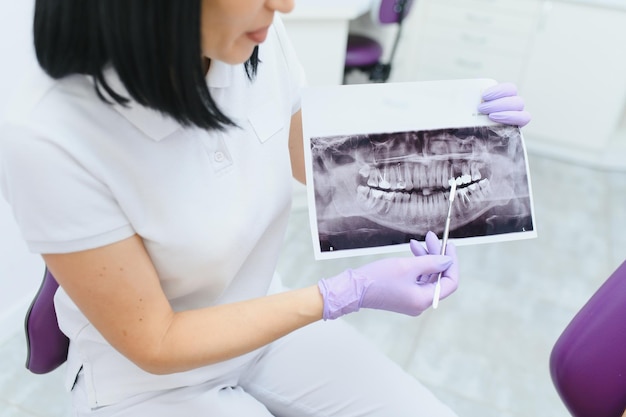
[{"x1": 311, "y1": 125, "x2": 529, "y2": 236}]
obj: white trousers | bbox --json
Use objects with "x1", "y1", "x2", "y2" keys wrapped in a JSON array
[{"x1": 72, "y1": 319, "x2": 458, "y2": 417}]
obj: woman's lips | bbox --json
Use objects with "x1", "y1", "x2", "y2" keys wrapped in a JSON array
[{"x1": 246, "y1": 27, "x2": 269, "y2": 43}]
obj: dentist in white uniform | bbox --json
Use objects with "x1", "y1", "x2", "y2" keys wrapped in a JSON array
[{"x1": 0, "y1": 0, "x2": 529, "y2": 415}]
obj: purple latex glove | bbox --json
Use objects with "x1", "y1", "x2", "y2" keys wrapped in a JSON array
[
  {"x1": 477, "y1": 82, "x2": 531, "y2": 127},
  {"x1": 410, "y1": 230, "x2": 456, "y2": 284},
  {"x1": 318, "y1": 232, "x2": 459, "y2": 319}
]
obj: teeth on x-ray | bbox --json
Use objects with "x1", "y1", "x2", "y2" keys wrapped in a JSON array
[
  {"x1": 356, "y1": 162, "x2": 492, "y2": 216},
  {"x1": 312, "y1": 126, "x2": 527, "y2": 235}
]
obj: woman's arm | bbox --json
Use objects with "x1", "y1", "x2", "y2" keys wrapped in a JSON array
[
  {"x1": 43, "y1": 234, "x2": 323, "y2": 375},
  {"x1": 288, "y1": 110, "x2": 306, "y2": 184}
]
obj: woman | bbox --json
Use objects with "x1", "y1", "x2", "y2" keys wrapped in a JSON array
[{"x1": 0, "y1": 0, "x2": 530, "y2": 415}]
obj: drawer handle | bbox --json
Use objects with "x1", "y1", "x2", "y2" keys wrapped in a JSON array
[
  {"x1": 465, "y1": 13, "x2": 494, "y2": 25},
  {"x1": 460, "y1": 33, "x2": 488, "y2": 45},
  {"x1": 455, "y1": 58, "x2": 483, "y2": 70}
]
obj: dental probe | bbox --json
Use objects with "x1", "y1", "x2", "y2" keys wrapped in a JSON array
[{"x1": 433, "y1": 178, "x2": 457, "y2": 310}]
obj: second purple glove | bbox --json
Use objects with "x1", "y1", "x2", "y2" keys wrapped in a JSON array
[
  {"x1": 478, "y1": 82, "x2": 531, "y2": 127},
  {"x1": 317, "y1": 232, "x2": 459, "y2": 320}
]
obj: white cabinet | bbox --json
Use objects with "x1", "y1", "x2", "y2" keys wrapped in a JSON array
[
  {"x1": 519, "y1": 1, "x2": 626, "y2": 162},
  {"x1": 280, "y1": 0, "x2": 372, "y2": 86},
  {"x1": 393, "y1": 0, "x2": 543, "y2": 84},
  {"x1": 392, "y1": 0, "x2": 626, "y2": 168}
]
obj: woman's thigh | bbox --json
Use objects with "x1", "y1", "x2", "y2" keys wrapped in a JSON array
[
  {"x1": 240, "y1": 319, "x2": 458, "y2": 417},
  {"x1": 72, "y1": 372, "x2": 275, "y2": 417}
]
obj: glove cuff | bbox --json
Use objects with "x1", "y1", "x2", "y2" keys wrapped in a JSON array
[{"x1": 318, "y1": 270, "x2": 369, "y2": 320}]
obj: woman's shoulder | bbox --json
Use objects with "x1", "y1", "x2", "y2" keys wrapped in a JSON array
[
  {"x1": 2, "y1": 67, "x2": 94, "y2": 126},
  {"x1": 0, "y1": 67, "x2": 135, "y2": 151}
]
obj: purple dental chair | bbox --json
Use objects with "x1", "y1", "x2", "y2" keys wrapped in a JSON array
[
  {"x1": 344, "y1": 0, "x2": 415, "y2": 83},
  {"x1": 550, "y1": 259, "x2": 626, "y2": 417},
  {"x1": 24, "y1": 268, "x2": 69, "y2": 374}
]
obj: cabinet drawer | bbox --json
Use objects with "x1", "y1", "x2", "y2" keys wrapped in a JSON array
[
  {"x1": 419, "y1": 22, "x2": 532, "y2": 53},
  {"x1": 414, "y1": 43, "x2": 526, "y2": 82},
  {"x1": 424, "y1": 3, "x2": 539, "y2": 35},
  {"x1": 413, "y1": 61, "x2": 525, "y2": 85},
  {"x1": 436, "y1": 0, "x2": 542, "y2": 15}
]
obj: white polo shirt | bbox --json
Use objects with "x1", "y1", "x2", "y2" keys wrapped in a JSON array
[{"x1": 0, "y1": 17, "x2": 305, "y2": 407}]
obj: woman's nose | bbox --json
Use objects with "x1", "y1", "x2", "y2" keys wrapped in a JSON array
[{"x1": 266, "y1": 0, "x2": 295, "y2": 14}]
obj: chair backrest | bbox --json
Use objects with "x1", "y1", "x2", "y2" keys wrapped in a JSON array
[
  {"x1": 550, "y1": 259, "x2": 626, "y2": 417},
  {"x1": 24, "y1": 268, "x2": 69, "y2": 374},
  {"x1": 375, "y1": 0, "x2": 415, "y2": 25}
]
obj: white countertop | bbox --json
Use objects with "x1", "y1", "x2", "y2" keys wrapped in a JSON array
[
  {"x1": 280, "y1": 0, "x2": 373, "y2": 19},
  {"x1": 560, "y1": 0, "x2": 626, "y2": 12}
]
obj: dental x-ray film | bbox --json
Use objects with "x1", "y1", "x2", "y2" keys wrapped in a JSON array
[{"x1": 301, "y1": 79, "x2": 537, "y2": 260}]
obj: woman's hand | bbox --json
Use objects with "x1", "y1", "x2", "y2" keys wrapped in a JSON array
[
  {"x1": 317, "y1": 232, "x2": 459, "y2": 319},
  {"x1": 478, "y1": 82, "x2": 531, "y2": 127}
]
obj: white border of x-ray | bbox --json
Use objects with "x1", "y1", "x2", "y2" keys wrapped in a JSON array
[{"x1": 301, "y1": 79, "x2": 537, "y2": 260}]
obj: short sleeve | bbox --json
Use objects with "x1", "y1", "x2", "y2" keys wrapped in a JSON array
[
  {"x1": 0, "y1": 123, "x2": 135, "y2": 254},
  {"x1": 272, "y1": 15, "x2": 307, "y2": 114}
]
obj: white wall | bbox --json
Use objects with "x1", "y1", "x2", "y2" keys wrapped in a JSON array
[{"x1": 0, "y1": 0, "x2": 44, "y2": 342}]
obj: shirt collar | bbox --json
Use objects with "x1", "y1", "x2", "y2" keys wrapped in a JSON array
[
  {"x1": 99, "y1": 67, "x2": 179, "y2": 141},
  {"x1": 99, "y1": 60, "x2": 234, "y2": 141}
]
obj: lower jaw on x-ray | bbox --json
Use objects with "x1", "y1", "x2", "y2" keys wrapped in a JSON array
[{"x1": 311, "y1": 125, "x2": 534, "y2": 252}]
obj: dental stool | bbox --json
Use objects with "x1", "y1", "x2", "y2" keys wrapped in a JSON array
[
  {"x1": 344, "y1": 0, "x2": 415, "y2": 83},
  {"x1": 550, "y1": 259, "x2": 626, "y2": 417},
  {"x1": 24, "y1": 268, "x2": 69, "y2": 374}
]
